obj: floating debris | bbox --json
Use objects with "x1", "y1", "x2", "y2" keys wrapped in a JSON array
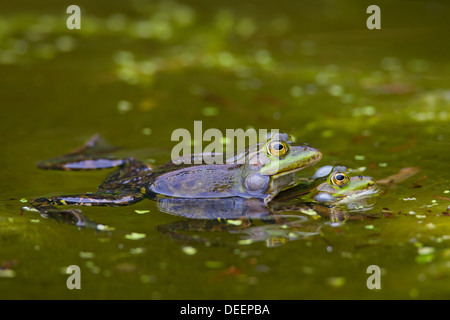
[
  {"x1": 226, "y1": 219, "x2": 243, "y2": 226},
  {"x1": 237, "y1": 239, "x2": 253, "y2": 245},
  {"x1": 88, "y1": 263, "x2": 103, "y2": 274},
  {"x1": 134, "y1": 210, "x2": 150, "y2": 214},
  {"x1": 79, "y1": 251, "x2": 95, "y2": 259},
  {"x1": 377, "y1": 167, "x2": 420, "y2": 185},
  {"x1": 96, "y1": 224, "x2": 115, "y2": 231},
  {"x1": 124, "y1": 232, "x2": 146, "y2": 240},
  {"x1": 416, "y1": 247, "x2": 435, "y2": 264},
  {"x1": 352, "y1": 106, "x2": 376, "y2": 117},
  {"x1": 433, "y1": 196, "x2": 450, "y2": 202},
  {"x1": 0, "y1": 269, "x2": 16, "y2": 278},
  {"x1": 301, "y1": 208, "x2": 318, "y2": 216},
  {"x1": 326, "y1": 276, "x2": 346, "y2": 288},
  {"x1": 182, "y1": 246, "x2": 197, "y2": 255},
  {"x1": 425, "y1": 223, "x2": 436, "y2": 230},
  {"x1": 116, "y1": 263, "x2": 136, "y2": 273}
]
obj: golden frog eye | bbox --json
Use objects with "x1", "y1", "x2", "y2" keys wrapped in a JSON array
[
  {"x1": 330, "y1": 172, "x2": 350, "y2": 187},
  {"x1": 267, "y1": 140, "x2": 288, "y2": 157}
]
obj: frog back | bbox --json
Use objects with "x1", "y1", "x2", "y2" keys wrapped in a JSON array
[{"x1": 147, "y1": 164, "x2": 247, "y2": 198}]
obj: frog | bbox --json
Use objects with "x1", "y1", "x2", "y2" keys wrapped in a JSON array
[
  {"x1": 275, "y1": 165, "x2": 380, "y2": 206},
  {"x1": 27, "y1": 133, "x2": 322, "y2": 226},
  {"x1": 271, "y1": 165, "x2": 381, "y2": 221}
]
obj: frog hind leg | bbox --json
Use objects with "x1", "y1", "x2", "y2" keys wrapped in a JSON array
[
  {"x1": 37, "y1": 134, "x2": 130, "y2": 171},
  {"x1": 29, "y1": 191, "x2": 145, "y2": 228}
]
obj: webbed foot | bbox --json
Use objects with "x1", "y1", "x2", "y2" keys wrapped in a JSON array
[{"x1": 28, "y1": 191, "x2": 145, "y2": 228}]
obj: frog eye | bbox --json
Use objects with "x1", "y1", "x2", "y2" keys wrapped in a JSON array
[
  {"x1": 267, "y1": 140, "x2": 288, "y2": 157},
  {"x1": 330, "y1": 172, "x2": 350, "y2": 187}
]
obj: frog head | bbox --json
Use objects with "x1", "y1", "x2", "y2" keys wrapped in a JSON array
[
  {"x1": 242, "y1": 133, "x2": 322, "y2": 203},
  {"x1": 312, "y1": 166, "x2": 380, "y2": 205}
]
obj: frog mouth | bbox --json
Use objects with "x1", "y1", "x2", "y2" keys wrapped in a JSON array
[{"x1": 275, "y1": 148, "x2": 323, "y2": 176}]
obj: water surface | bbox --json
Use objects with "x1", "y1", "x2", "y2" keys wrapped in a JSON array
[{"x1": 0, "y1": 0, "x2": 449, "y2": 299}]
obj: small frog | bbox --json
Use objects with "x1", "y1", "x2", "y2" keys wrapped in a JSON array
[{"x1": 279, "y1": 165, "x2": 380, "y2": 205}]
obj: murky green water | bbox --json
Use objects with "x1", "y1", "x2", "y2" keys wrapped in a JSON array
[{"x1": 0, "y1": 0, "x2": 449, "y2": 299}]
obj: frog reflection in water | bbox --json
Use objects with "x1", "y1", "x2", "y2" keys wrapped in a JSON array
[{"x1": 29, "y1": 133, "x2": 322, "y2": 225}]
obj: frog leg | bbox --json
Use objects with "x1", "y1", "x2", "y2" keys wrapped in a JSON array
[
  {"x1": 23, "y1": 205, "x2": 99, "y2": 229},
  {"x1": 31, "y1": 191, "x2": 145, "y2": 209},
  {"x1": 37, "y1": 157, "x2": 132, "y2": 171},
  {"x1": 29, "y1": 191, "x2": 145, "y2": 228},
  {"x1": 36, "y1": 134, "x2": 131, "y2": 171}
]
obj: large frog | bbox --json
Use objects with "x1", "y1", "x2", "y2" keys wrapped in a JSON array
[{"x1": 28, "y1": 133, "x2": 322, "y2": 222}]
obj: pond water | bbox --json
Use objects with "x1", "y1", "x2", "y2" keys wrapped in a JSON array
[{"x1": 0, "y1": 0, "x2": 449, "y2": 299}]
